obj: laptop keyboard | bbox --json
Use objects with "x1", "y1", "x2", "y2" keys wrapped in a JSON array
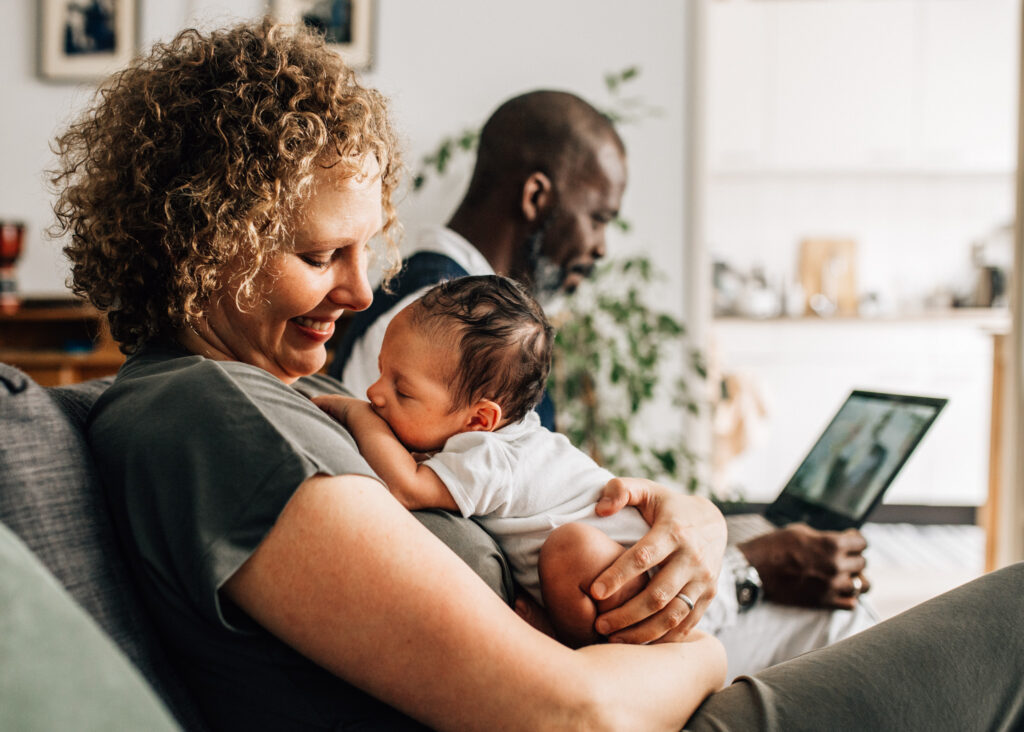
[{"x1": 725, "y1": 513, "x2": 777, "y2": 544}]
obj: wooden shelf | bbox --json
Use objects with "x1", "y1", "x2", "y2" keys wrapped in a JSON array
[
  {"x1": 0, "y1": 298, "x2": 124, "y2": 385},
  {"x1": 1, "y1": 299, "x2": 356, "y2": 385}
]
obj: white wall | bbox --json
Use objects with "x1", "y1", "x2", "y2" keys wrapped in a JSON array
[
  {"x1": 708, "y1": 175, "x2": 1016, "y2": 308},
  {"x1": 704, "y1": 0, "x2": 1020, "y2": 310},
  {"x1": 2, "y1": 0, "x2": 690, "y2": 323},
  {"x1": 702, "y1": 0, "x2": 1021, "y2": 509}
]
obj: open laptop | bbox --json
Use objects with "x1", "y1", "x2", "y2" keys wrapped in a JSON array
[{"x1": 727, "y1": 390, "x2": 948, "y2": 542}]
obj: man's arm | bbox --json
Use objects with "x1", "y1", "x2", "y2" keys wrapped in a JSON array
[
  {"x1": 737, "y1": 523, "x2": 869, "y2": 609},
  {"x1": 313, "y1": 395, "x2": 458, "y2": 511}
]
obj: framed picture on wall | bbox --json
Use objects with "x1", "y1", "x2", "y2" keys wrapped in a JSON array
[
  {"x1": 273, "y1": 0, "x2": 375, "y2": 70},
  {"x1": 39, "y1": 0, "x2": 137, "y2": 81}
]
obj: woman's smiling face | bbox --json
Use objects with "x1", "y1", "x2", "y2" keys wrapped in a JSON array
[{"x1": 201, "y1": 158, "x2": 383, "y2": 382}]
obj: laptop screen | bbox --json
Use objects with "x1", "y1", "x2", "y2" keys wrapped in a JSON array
[{"x1": 772, "y1": 391, "x2": 947, "y2": 527}]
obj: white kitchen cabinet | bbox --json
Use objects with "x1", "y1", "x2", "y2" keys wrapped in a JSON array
[
  {"x1": 770, "y1": 2, "x2": 917, "y2": 170},
  {"x1": 917, "y1": 0, "x2": 1019, "y2": 171},
  {"x1": 706, "y1": 0, "x2": 1020, "y2": 174},
  {"x1": 705, "y1": 2, "x2": 775, "y2": 170},
  {"x1": 711, "y1": 314, "x2": 1005, "y2": 507}
]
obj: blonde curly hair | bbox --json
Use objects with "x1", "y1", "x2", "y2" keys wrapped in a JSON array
[{"x1": 51, "y1": 18, "x2": 402, "y2": 353}]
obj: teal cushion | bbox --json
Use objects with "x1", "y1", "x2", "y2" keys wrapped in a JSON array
[{"x1": 0, "y1": 520, "x2": 180, "y2": 731}]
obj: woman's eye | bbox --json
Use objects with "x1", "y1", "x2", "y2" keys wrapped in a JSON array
[{"x1": 300, "y1": 254, "x2": 331, "y2": 269}]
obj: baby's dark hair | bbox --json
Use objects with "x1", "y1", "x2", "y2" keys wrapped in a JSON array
[{"x1": 410, "y1": 275, "x2": 554, "y2": 425}]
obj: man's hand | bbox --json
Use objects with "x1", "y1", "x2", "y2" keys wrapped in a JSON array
[{"x1": 737, "y1": 523, "x2": 870, "y2": 610}]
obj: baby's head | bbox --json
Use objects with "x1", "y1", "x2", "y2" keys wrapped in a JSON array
[{"x1": 367, "y1": 275, "x2": 554, "y2": 452}]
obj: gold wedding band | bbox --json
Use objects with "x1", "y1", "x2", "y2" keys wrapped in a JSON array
[{"x1": 676, "y1": 592, "x2": 695, "y2": 610}]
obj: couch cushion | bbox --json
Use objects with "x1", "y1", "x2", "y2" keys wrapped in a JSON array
[
  {"x1": 0, "y1": 363, "x2": 208, "y2": 731},
  {"x1": 0, "y1": 518, "x2": 181, "y2": 731}
]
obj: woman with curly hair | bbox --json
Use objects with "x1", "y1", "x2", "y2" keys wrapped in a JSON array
[
  {"x1": 50, "y1": 17, "x2": 1024, "y2": 732},
  {"x1": 52, "y1": 17, "x2": 731, "y2": 731}
]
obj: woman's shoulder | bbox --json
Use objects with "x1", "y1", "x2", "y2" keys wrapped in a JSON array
[
  {"x1": 108, "y1": 342, "x2": 319, "y2": 407},
  {"x1": 91, "y1": 342, "x2": 328, "y2": 441},
  {"x1": 117, "y1": 341, "x2": 285, "y2": 388},
  {"x1": 113, "y1": 342, "x2": 351, "y2": 399},
  {"x1": 89, "y1": 342, "x2": 370, "y2": 477}
]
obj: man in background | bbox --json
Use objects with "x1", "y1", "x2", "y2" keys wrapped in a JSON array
[{"x1": 330, "y1": 89, "x2": 875, "y2": 677}]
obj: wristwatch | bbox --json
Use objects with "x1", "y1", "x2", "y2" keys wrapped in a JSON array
[{"x1": 732, "y1": 554, "x2": 763, "y2": 611}]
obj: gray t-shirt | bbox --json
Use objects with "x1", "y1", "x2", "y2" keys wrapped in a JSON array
[{"x1": 89, "y1": 342, "x2": 430, "y2": 731}]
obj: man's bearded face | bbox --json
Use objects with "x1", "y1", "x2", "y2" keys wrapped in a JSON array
[{"x1": 519, "y1": 141, "x2": 627, "y2": 303}]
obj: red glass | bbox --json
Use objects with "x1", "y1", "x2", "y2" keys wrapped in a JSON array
[{"x1": 0, "y1": 222, "x2": 23, "y2": 267}]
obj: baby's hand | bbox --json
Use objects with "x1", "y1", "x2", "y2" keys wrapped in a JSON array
[{"x1": 311, "y1": 394, "x2": 367, "y2": 425}]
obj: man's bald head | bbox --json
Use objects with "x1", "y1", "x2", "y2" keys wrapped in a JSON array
[{"x1": 463, "y1": 90, "x2": 625, "y2": 205}]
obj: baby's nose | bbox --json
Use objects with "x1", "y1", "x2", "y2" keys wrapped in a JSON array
[{"x1": 366, "y1": 382, "x2": 384, "y2": 406}]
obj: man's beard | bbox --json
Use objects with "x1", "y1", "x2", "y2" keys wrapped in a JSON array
[{"x1": 524, "y1": 226, "x2": 564, "y2": 306}]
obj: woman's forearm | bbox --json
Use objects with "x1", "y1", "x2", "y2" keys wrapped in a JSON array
[
  {"x1": 577, "y1": 631, "x2": 727, "y2": 731},
  {"x1": 225, "y1": 475, "x2": 725, "y2": 732}
]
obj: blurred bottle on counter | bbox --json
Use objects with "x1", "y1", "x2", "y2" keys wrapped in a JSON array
[
  {"x1": 0, "y1": 222, "x2": 25, "y2": 314},
  {"x1": 781, "y1": 277, "x2": 805, "y2": 317},
  {"x1": 740, "y1": 265, "x2": 780, "y2": 318},
  {"x1": 967, "y1": 222, "x2": 1012, "y2": 308},
  {"x1": 713, "y1": 260, "x2": 744, "y2": 316}
]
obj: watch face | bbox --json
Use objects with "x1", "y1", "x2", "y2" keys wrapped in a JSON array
[{"x1": 737, "y1": 580, "x2": 759, "y2": 609}]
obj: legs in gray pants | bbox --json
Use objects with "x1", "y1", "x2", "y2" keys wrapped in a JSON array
[
  {"x1": 413, "y1": 509, "x2": 1022, "y2": 730},
  {"x1": 686, "y1": 562, "x2": 1024, "y2": 731}
]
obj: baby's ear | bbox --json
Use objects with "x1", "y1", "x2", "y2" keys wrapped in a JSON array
[{"x1": 466, "y1": 400, "x2": 503, "y2": 432}]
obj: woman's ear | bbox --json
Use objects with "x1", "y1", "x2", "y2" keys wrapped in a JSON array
[
  {"x1": 466, "y1": 400, "x2": 503, "y2": 432},
  {"x1": 520, "y1": 171, "x2": 553, "y2": 223}
]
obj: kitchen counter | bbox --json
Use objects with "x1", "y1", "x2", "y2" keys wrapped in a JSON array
[{"x1": 714, "y1": 307, "x2": 1010, "y2": 332}]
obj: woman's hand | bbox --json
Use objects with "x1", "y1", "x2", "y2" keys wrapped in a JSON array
[{"x1": 589, "y1": 478, "x2": 726, "y2": 644}]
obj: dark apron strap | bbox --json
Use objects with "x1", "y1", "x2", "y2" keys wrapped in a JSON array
[{"x1": 329, "y1": 252, "x2": 470, "y2": 381}]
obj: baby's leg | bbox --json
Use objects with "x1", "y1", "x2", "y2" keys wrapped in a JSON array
[{"x1": 539, "y1": 522, "x2": 647, "y2": 648}]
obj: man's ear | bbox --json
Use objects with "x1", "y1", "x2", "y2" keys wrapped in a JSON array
[
  {"x1": 465, "y1": 399, "x2": 503, "y2": 432},
  {"x1": 520, "y1": 171, "x2": 553, "y2": 223}
]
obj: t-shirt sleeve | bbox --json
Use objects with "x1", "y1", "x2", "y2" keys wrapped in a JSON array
[
  {"x1": 423, "y1": 432, "x2": 515, "y2": 518},
  {"x1": 90, "y1": 355, "x2": 382, "y2": 632}
]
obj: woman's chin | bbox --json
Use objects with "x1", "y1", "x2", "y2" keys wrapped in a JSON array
[{"x1": 270, "y1": 349, "x2": 327, "y2": 382}]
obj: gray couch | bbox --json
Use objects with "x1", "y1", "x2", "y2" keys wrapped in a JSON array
[{"x1": 0, "y1": 362, "x2": 208, "y2": 730}]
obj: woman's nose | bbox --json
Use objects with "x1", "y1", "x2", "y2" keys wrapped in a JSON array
[{"x1": 329, "y1": 259, "x2": 373, "y2": 312}]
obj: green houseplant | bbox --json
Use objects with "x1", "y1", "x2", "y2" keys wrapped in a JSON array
[{"x1": 546, "y1": 258, "x2": 706, "y2": 492}]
